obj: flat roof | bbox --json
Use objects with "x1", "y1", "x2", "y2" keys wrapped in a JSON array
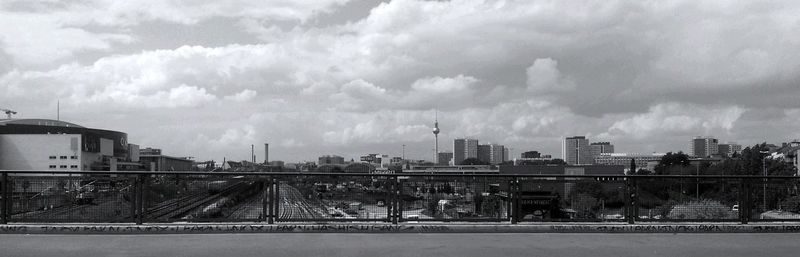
[{"x1": 0, "y1": 119, "x2": 84, "y2": 128}]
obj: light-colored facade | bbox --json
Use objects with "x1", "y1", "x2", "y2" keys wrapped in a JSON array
[
  {"x1": 717, "y1": 143, "x2": 742, "y2": 157},
  {"x1": 590, "y1": 142, "x2": 614, "y2": 163},
  {"x1": 0, "y1": 119, "x2": 132, "y2": 172},
  {"x1": 404, "y1": 165, "x2": 497, "y2": 174},
  {"x1": 360, "y1": 153, "x2": 391, "y2": 168},
  {"x1": 795, "y1": 149, "x2": 799, "y2": 176},
  {"x1": 489, "y1": 144, "x2": 505, "y2": 164},
  {"x1": 563, "y1": 136, "x2": 592, "y2": 165},
  {"x1": 691, "y1": 136, "x2": 719, "y2": 158},
  {"x1": 594, "y1": 153, "x2": 665, "y2": 173},
  {"x1": 453, "y1": 138, "x2": 478, "y2": 165},
  {"x1": 0, "y1": 134, "x2": 83, "y2": 171}
]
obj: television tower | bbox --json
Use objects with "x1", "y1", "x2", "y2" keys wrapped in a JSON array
[{"x1": 432, "y1": 110, "x2": 440, "y2": 164}]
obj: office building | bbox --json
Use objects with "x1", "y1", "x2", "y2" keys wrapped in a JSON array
[
  {"x1": 477, "y1": 144, "x2": 491, "y2": 164},
  {"x1": 489, "y1": 144, "x2": 506, "y2": 164},
  {"x1": 437, "y1": 152, "x2": 453, "y2": 166},
  {"x1": 360, "y1": 153, "x2": 390, "y2": 168},
  {"x1": 477, "y1": 143, "x2": 505, "y2": 165},
  {"x1": 691, "y1": 136, "x2": 719, "y2": 158},
  {"x1": 594, "y1": 153, "x2": 665, "y2": 173},
  {"x1": 590, "y1": 142, "x2": 614, "y2": 162},
  {"x1": 717, "y1": 143, "x2": 742, "y2": 158},
  {"x1": 453, "y1": 138, "x2": 478, "y2": 165},
  {"x1": 318, "y1": 155, "x2": 345, "y2": 165},
  {"x1": 562, "y1": 136, "x2": 592, "y2": 165},
  {"x1": 521, "y1": 151, "x2": 541, "y2": 159},
  {"x1": 139, "y1": 148, "x2": 194, "y2": 171},
  {"x1": 0, "y1": 118, "x2": 134, "y2": 172}
]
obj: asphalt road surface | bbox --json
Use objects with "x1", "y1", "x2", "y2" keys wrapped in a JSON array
[{"x1": 1, "y1": 233, "x2": 797, "y2": 257}]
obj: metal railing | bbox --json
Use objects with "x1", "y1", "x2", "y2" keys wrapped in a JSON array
[{"x1": 1, "y1": 170, "x2": 798, "y2": 224}]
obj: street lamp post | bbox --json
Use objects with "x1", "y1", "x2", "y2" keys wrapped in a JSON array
[{"x1": 760, "y1": 150, "x2": 769, "y2": 212}]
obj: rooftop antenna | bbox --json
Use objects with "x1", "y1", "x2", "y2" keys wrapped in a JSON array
[{"x1": 57, "y1": 100, "x2": 60, "y2": 121}]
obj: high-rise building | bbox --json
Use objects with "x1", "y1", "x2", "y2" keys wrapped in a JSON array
[
  {"x1": 521, "y1": 151, "x2": 541, "y2": 159},
  {"x1": 691, "y1": 136, "x2": 719, "y2": 158},
  {"x1": 590, "y1": 142, "x2": 614, "y2": 163},
  {"x1": 478, "y1": 144, "x2": 505, "y2": 164},
  {"x1": 264, "y1": 143, "x2": 274, "y2": 163},
  {"x1": 717, "y1": 143, "x2": 742, "y2": 158},
  {"x1": 477, "y1": 144, "x2": 491, "y2": 164},
  {"x1": 453, "y1": 138, "x2": 478, "y2": 165},
  {"x1": 489, "y1": 144, "x2": 505, "y2": 164},
  {"x1": 563, "y1": 136, "x2": 592, "y2": 165},
  {"x1": 437, "y1": 152, "x2": 453, "y2": 166}
]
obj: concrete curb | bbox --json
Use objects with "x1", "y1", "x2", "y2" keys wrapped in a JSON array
[{"x1": 4, "y1": 223, "x2": 800, "y2": 234}]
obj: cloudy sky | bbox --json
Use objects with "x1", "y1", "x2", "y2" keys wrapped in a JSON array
[{"x1": 1, "y1": 0, "x2": 799, "y2": 162}]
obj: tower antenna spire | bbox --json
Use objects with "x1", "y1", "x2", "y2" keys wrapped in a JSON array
[{"x1": 432, "y1": 109, "x2": 440, "y2": 164}]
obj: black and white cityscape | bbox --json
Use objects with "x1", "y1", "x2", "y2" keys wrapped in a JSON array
[{"x1": 1, "y1": 1, "x2": 800, "y2": 256}]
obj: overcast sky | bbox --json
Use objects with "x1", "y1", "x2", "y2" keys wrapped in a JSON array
[{"x1": 2, "y1": 0, "x2": 799, "y2": 162}]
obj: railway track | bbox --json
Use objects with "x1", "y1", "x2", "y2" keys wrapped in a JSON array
[
  {"x1": 146, "y1": 181, "x2": 249, "y2": 221},
  {"x1": 277, "y1": 183, "x2": 330, "y2": 220}
]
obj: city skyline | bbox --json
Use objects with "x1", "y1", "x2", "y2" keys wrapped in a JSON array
[{"x1": 2, "y1": 1, "x2": 800, "y2": 163}]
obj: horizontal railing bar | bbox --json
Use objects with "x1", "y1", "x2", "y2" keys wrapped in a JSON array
[{"x1": 1, "y1": 170, "x2": 798, "y2": 179}]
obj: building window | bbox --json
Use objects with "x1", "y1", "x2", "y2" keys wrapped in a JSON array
[
  {"x1": 70, "y1": 156, "x2": 78, "y2": 159},
  {"x1": 60, "y1": 156, "x2": 68, "y2": 159},
  {"x1": 59, "y1": 165, "x2": 67, "y2": 169},
  {"x1": 49, "y1": 156, "x2": 57, "y2": 159},
  {"x1": 70, "y1": 165, "x2": 78, "y2": 169},
  {"x1": 49, "y1": 165, "x2": 57, "y2": 169}
]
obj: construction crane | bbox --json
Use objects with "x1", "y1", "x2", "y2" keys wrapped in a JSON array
[{"x1": 1, "y1": 108, "x2": 17, "y2": 119}]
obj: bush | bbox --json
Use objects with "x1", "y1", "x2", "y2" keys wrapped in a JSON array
[
  {"x1": 667, "y1": 199, "x2": 734, "y2": 219},
  {"x1": 780, "y1": 196, "x2": 800, "y2": 213}
]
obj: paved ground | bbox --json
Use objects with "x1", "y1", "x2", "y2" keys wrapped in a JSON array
[{"x1": 1, "y1": 233, "x2": 796, "y2": 257}]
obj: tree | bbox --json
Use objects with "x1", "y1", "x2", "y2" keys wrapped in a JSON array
[
  {"x1": 629, "y1": 159, "x2": 637, "y2": 175},
  {"x1": 667, "y1": 199, "x2": 734, "y2": 219},
  {"x1": 654, "y1": 152, "x2": 690, "y2": 175}
]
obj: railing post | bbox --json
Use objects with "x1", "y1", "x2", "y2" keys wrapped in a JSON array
[
  {"x1": 273, "y1": 177, "x2": 280, "y2": 222},
  {"x1": 740, "y1": 178, "x2": 751, "y2": 224},
  {"x1": 626, "y1": 176, "x2": 637, "y2": 224},
  {"x1": 264, "y1": 177, "x2": 273, "y2": 224},
  {"x1": 395, "y1": 176, "x2": 402, "y2": 224},
  {"x1": 136, "y1": 174, "x2": 145, "y2": 225},
  {"x1": 129, "y1": 175, "x2": 136, "y2": 223},
  {"x1": 1, "y1": 172, "x2": 8, "y2": 224},
  {"x1": 389, "y1": 177, "x2": 400, "y2": 225}
]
